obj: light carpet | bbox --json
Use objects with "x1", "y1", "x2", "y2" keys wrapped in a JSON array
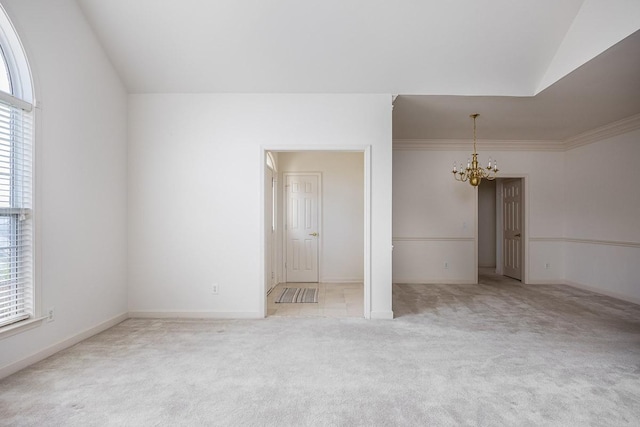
[{"x1": 1, "y1": 275, "x2": 639, "y2": 426}]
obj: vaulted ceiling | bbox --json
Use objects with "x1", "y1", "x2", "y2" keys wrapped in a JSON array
[
  {"x1": 76, "y1": 0, "x2": 640, "y2": 140},
  {"x1": 393, "y1": 30, "x2": 640, "y2": 141}
]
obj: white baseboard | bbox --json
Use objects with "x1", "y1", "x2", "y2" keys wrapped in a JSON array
[
  {"x1": 319, "y1": 278, "x2": 364, "y2": 284},
  {"x1": 128, "y1": 310, "x2": 262, "y2": 319},
  {"x1": 0, "y1": 312, "x2": 128, "y2": 380},
  {"x1": 564, "y1": 281, "x2": 640, "y2": 306}
]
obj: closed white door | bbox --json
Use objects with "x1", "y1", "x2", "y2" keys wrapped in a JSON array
[
  {"x1": 285, "y1": 174, "x2": 319, "y2": 282},
  {"x1": 503, "y1": 178, "x2": 523, "y2": 280}
]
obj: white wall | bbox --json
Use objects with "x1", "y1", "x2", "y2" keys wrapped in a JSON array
[
  {"x1": 1, "y1": 0, "x2": 128, "y2": 376},
  {"x1": 393, "y1": 147, "x2": 565, "y2": 284},
  {"x1": 278, "y1": 152, "x2": 364, "y2": 283},
  {"x1": 128, "y1": 94, "x2": 393, "y2": 319},
  {"x1": 564, "y1": 127, "x2": 640, "y2": 303}
]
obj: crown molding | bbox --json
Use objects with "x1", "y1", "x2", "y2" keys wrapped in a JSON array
[
  {"x1": 394, "y1": 113, "x2": 640, "y2": 152},
  {"x1": 393, "y1": 139, "x2": 565, "y2": 151},
  {"x1": 564, "y1": 113, "x2": 640, "y2": 150}
]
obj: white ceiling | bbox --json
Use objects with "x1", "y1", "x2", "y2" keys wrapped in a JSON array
[
  {"x1": 76, "y1": 0, "x2": 640, "y2": 140},
  {"x1": 78, "y1": 0, "x2": 587, "y2": 95}
]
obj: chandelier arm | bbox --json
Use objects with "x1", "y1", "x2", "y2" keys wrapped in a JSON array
[{"x1": 453, "y1": 171, "x2": 468, "y2": 182}]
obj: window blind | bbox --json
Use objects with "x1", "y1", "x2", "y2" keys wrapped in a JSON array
[{"x1": 0, "y1": 98, "x2": 32, "y2": 328}]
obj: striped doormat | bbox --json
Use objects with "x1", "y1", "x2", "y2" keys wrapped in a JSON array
[{"x1": 275, "y1": 287, "x2": 318, "y2": 303}]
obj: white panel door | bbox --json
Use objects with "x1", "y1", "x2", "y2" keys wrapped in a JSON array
[
  {"x1": 503, "y1": 178, "x2": 523, "y2": 280},
  {"x1": 285, "y1": 174, "x2": 320, "y2": 282}
]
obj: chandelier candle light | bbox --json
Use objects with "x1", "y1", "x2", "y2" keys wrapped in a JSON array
[{"x1": 452, "y1": 113, "x2": 498, "y2": 187}]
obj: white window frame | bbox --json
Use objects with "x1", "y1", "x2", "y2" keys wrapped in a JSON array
[{"x1": 0, "y1": 4, "x2": 39, "y2": 338}]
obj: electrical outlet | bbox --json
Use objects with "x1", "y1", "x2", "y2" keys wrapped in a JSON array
[
  {"x1": 211, "y1": 284, "x2": 220, "y2": 295},
  {"x1": 444, "y1": 262, "x2": 449, "y2": 270},
  {"x1": 47, "y1": 307, "x2": 55, "y2": 322},
  {"x1": 545, "y1": 263, "x2": 551, "y2": 270}
]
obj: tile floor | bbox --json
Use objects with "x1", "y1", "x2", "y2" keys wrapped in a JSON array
[{"x1": 267, "y1": 282, "x2": 364, "y2": 318}]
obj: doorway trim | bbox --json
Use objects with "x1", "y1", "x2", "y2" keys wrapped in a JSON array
[
  {"x1": 259, "y1": 145, "x2": 372, "y2": 319},
  {"x1": 476, "y1": 174, "x2": 530, "y2": 284}
]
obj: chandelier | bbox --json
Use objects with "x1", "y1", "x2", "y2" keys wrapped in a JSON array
[{"x1": 452, "y1": 113, "x2": 498, "y2": 187}]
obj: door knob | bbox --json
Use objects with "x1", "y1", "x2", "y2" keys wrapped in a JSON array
[
  {"x1": 309, "y1": 232, "x2": 318, "y2": 237},
  {"x1": 515, "y1": 233, "x2": 521, "y2": 237}
]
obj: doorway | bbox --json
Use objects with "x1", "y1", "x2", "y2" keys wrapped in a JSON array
[
  {"x1": 261, "y1": 148, "x2": 371, "y2": 318},
  {"x1": 501, "y1": 178, "x2": 524, "y2": 280},
  {"x1": 478, "y1": 177, "x2": 526, "y2": 282}
]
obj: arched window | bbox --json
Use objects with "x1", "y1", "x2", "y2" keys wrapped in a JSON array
[
  {"x1": 0, "y1": 5, "x2": 34, "y2": 329},
  {"x1": 0, "y1": 47, "x2": 10, "y2": 93}
]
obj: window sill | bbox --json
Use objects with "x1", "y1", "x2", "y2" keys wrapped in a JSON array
[{"x1": 0, "y1": 316, "x2": 46, "y2": 340}]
